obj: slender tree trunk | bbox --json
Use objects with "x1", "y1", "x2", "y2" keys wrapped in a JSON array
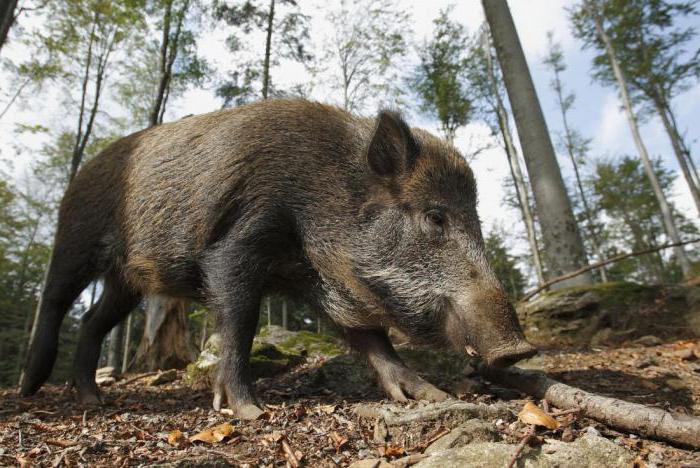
[
  {"x1": 107, "y1": 321, "x2": 124, "y2": 370},
  {"x1": 665, "y1": 103, "x2": 700, "y2": 187},
  {"x1": 550, "y1": 67, "x2": 609, "y2": 282},
  {"x1": 69, "y1": 16, "x2": 98, "y2": 182},
  {"x1": 590, "y1": 9, "x2": 691, "y2": 277},
  {"x1": 262, "y1": 0, "x2": 275, "y2": 99},
  {"x1": 266, "y1": 296, "x2": 271, "y2": 327},
  {"x1": 282, "y1": 298, "x2": 288, "y2": 330},
  {"x1": 150, "y1": 0, "x2": 173, "y2": 127},
  {"x1": 121, "y1": 313, "x2": 132, "y2": 374},
  {"x1": 652, "y1": 95, "x2": 700, "y2": 216},
  {"x1": 483, "y1": 30, "x2": 545, "y2": 286},
  {"x1": 482, "y1": 0, "x2": 591, "y2": 287},
  {"x1": 199, "y1": 313, "x2": 208, "y2": 350},
  {"x1": 0, "y1": 0, "x2": 18, "y2": 53}
]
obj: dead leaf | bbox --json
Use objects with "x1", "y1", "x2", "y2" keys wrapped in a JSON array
[
  {"x1": 189, "y1": 423, "x2": 236, "y2": 444},
  {"x1": 382, "y1": 445, "x2": 406, "y2": 457},
  {"x1": 167, "y1": 429, "x2": 186, "y2": 447},
  {"x1": 46, "y1": 439, "x2": 78, "y2": 448},
  {"x1": 329, "y1": 431, "x2": 348, "y2": 452},
  {"x1": 518, "y1": 402, "x2": 560, "y2": 430},
  {"x1": 318, "y1": 404, "x2": 337, "y2": 414},
  {"x1": 264, "y1": 431, "x2": 284, "y2": 443},
  {"x1": 281, "y1": 438, "x2": 301, "y2": 468}
]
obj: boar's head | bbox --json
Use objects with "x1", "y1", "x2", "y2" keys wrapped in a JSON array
[{"x1": 354, "y1": 110, "x2": 536, "y2": 368}]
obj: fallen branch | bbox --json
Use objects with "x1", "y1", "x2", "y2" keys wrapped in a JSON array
[
  {"x1": 117, "y1": 371, "x2": 159, "y2": 386},
  {"x1": 479, "y1": 364, "x2": 700, "y2": 448},
  {"x1": 520, "y1": 238, "x2": 700, "y2": 301}
]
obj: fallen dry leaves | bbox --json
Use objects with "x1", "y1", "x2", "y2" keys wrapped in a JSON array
[
  {"x1": 189, "y1": 422, "x2": 237, "y2": 444},
  {"x1": 518, "y1": 401, "x2": 560, "y2": 430}
]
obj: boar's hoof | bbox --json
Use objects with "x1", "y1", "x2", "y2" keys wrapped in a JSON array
[
  {"x1": 212, "y1": 383, "x2": 264, "y2": 420},
  {"x1": 75, "y1": 383, "x2": 103, "y2": 406},
  {"x1": 380, "y1": 368, "x2": 450, "y2": 403}
]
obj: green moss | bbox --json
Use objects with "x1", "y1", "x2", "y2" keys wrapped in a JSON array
[
  {"x1": 249, "y1": 342, "x2": 303, "y2": 379},
  {"x1": 276, "y1": 331, "x2": 345, "y2": 357}
]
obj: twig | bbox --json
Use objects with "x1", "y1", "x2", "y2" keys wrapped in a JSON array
[
  {"x1": 507, "y1": 425, "x2": 535, "y2": 468},
  {"x1": 520, "y1": 238, "x2": 700, "y2": 301},
  {"x1": 480, "y1": 364, "x2": 700, "y2": 448},
  {"x1": 281, "y1": 438, "x2": 300, "y2": 468},
  {"x1": 118, "y1": 371, "x2": 159, "y2": 386}
]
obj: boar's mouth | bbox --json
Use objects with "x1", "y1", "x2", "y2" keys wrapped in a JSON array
[{"x1": 478, "y1": 341, "x2": 537, "y2": 368}]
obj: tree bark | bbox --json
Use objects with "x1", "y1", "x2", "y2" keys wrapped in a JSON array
[
  {"x1": 653, "y1": 95, "x2": 700, "y2": 216},
  {"x1": 121, "y1": 313, "x2": 132, "y2": 374},
  {"x1": 282, "y1": 298, "x2": 288, "y2": 330},
  {"x1": 482, "y1": 0, "x2": 591, "y2": 288},
  {"x1": 106, "y1": 320, "x2": 124, "y2": 370},
  {"x1": 0, "y1": 0, "x2": 18, "y2": 53},
  {"x1": 550, "y1": 63, "x2": 609, "y2": 282},
  {"x1": 483, "y1": 30, "x2": 545, "y2": 286},
  {"x1": 150, "y1": 0, "x2": 173, "y2": 127},
  {"x1": 590, "y1": 7, "x2": 691, "y2": 277},
  {"x1": 132, "y1": 296, "x2": 194, "y2": 371},
  {"x1": 262, "y1": 0, "x2": 275, "y2": 99},
  {"x1": 480, "y1": 364, "x2": 700, "y2": 448}
]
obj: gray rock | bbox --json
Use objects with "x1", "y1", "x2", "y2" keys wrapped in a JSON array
[
  {"x1": 425, "y1": 419, "x2": 501, "y2": 454},
  {"x1": 416, "y1": 433, "x2": 634, "y2": 468}
]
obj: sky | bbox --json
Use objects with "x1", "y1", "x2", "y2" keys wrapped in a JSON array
[{"x1": 0, "y1": 0, "x2": 698, "y2": 273}]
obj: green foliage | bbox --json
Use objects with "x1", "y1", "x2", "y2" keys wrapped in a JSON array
[
  {"x1": 484, "y1": 228, "x2": 525, "y2": 300},
  {"x1": 412, "y1": 6, "x2": 472, "y2": 142},
  {"x1": 215, "y1": 0, "x2": 312, "y2": 106},
  {"x1": 118, "y1": 0, "x2": 211, "y2": 127},
  {"x1": 320, "y1": 0, "x2": 411, "y2": 112},
  {"x1": 570, "y1": 0, "x2": 700, "y2": 116},
  {"x1": 588, "y1": 156, "x2": 698, "y2": 282}
]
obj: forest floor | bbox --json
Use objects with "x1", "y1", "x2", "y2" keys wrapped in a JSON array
[{"x1": 1, "y1": 339, "x2": 700, "y2": 467}]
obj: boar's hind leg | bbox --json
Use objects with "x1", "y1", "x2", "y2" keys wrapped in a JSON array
[
  {"x1": 20, "y1": 256, "x2": 95, "y2": 397},
  {"x1": 346, "y1": 329, "x2": 450, "y2": 403},
  {"x1": 72, "y1": 274, "x2": 141, "y2": 405},
  {"x1": 204, "y1": 244, "x2": 265, "y2": 420}
]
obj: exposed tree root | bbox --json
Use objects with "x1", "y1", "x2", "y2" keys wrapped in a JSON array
[{"x1": 479, "y1": 364, "x2": 700, "y2": 448}]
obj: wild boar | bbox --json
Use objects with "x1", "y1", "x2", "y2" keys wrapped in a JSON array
[{"x1": 20, "y1": 99, "x2": 536, "y2": 419}]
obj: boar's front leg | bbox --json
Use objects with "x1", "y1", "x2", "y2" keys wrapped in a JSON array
[
  {"x1": 346, "y1": 328, "x2": 450, "y2": 403},
  {"x1": 204, "y1": 242, "x2": 265, "y2": 420}
]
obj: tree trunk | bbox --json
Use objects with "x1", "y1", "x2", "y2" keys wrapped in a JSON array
[
  {"x1": 591, "y1": 8, "x2": 691, "y2": 277},
  {"x1": 121, "y1": 314, "x2": 132, "y2": 374},
  {"x1": 262, "y1": 0, "x2": 275, "y2": 99},
  {"x1": 282, "y1": 298, "x2": 288, "y2": 330},
  {"x1": 483, "y1": 30, "x2": 545, "y2": 286},
  {"x1": 150, "y1": 0, "x2": 173, "y2": 127},
  {"x1": 482, "y1": 0, "x2": 591, "y2": 288},
  {"x1": 653, "y1": 95, "x2": 700, "y2": 216},
  {"x1": 132, "y1": 296, "x2": 194, "y2": 371},
  {"x1": 266, "y1": 295, "x2": 271, "y2": 327},
  {"x1": 106, "y1": 321, "x2": 124, "y2": 370},
  {"x1": 551, "y1": 65, "x2": 609, "y2": 282},
  {"x1": 0, "y1": 0, "x2": 18, "y2": 53}
]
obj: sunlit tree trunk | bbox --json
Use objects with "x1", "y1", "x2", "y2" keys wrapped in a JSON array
[
  {"x1": 482, "y1": 29, "x2": 545, "y2": 286},
  {"x1": 482, "y1": 0, "x2": 591, "y2": 287},
  {"x1": 651, "y1": 94, "x2": 700, "y2": 216},
  {"x1": 590, "y1": 7, "x2": 691, "y2": 277},
  {"x1": 262, "y1": 0, "x2": 275, "y2": 99},
  {"x1": 0, "y1": 0, "x2": 18, "y2": 53}
]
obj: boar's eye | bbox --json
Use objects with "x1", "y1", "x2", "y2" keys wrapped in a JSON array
[{"x1": 424, "y1": 210, "x2": 446, "y2": 235}]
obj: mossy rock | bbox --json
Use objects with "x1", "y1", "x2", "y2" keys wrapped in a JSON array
[
  {"x1": 517, "y1": 281, "x2": 698, "y2": 348},
  {"x1": 256, "y1": 325, "x2": 345, "y2": 357},
  {"x1": 185, "y1": 333, "x2": 306, "y2": 388}
]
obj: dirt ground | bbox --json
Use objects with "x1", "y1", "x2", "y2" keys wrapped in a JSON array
[{"x1": 1, "y1": 339, "x2": 700, "y2": 467}]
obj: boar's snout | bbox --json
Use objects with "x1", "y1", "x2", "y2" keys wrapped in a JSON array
[
  {"x1": 450, "y1": 285, "x2": 538, "y2": 368},
  {"x1": 482, "y1": 340, "x2": 537, "y2": 368}
]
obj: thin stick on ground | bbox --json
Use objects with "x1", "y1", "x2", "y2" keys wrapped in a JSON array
[
  {"x1": 520, "y1": 238, "x2": 700, "y2": 301},
  {"x1": 479, "y1": 364, "x2": 700, "y2": 448},
  {"x1": 507, "y1": 425, "x2": 535, "y2": 468}
]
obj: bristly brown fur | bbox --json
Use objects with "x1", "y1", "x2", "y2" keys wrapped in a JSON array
[{"x1": 20, "y1": 98, "x2": 534, "y2": 414}]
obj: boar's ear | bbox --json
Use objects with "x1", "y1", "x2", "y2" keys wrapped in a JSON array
[{"x1": 366, "y1": 110, "x2": 420, "y2": 178}]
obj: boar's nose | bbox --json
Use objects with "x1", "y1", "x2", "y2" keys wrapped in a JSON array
[{"x1": 483, "y1": 340, "x2": 538, "y2": 368}]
